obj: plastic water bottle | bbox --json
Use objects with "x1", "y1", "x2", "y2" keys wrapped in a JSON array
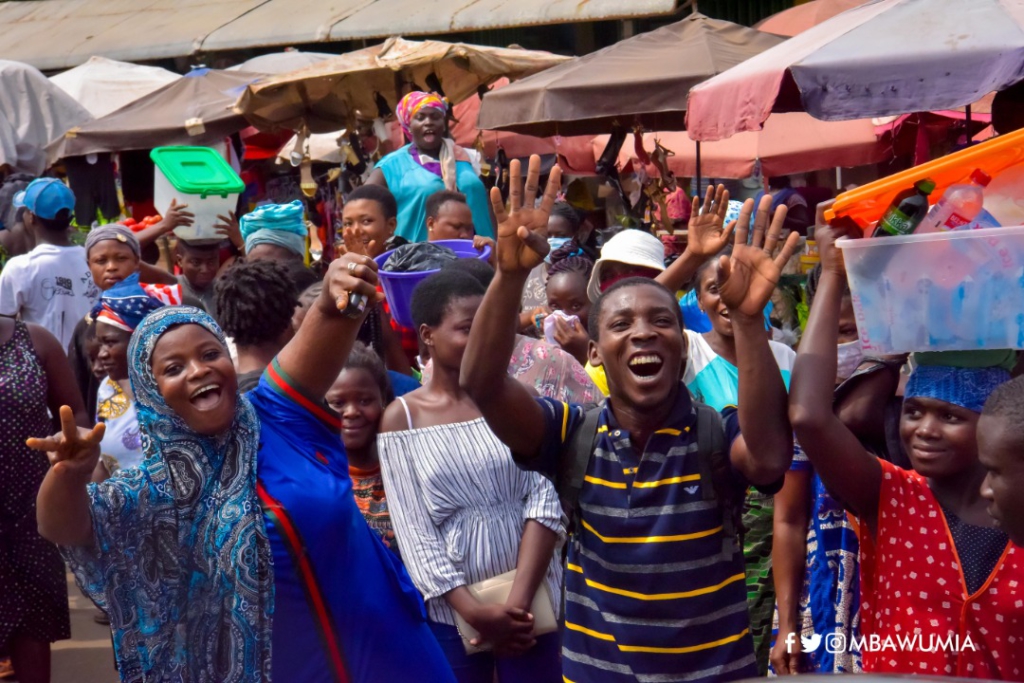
[
  {"x1": 916, "y1": 169, "x2": 992, "y2": 233},
  {"x1": 873, "y1": 178, "x2": 936, "y2": 237}
]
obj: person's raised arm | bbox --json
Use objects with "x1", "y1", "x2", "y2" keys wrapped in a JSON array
[
  {"x1": 138, "y1": 262, "x2": 179, "y2": 286},
  {"x1": 657, "y1": 184, "x2": 736, "y2": 293},
  {"x1": 789, "y1": 224, "x2": 881, "y2": 527},
  {"x1": 717, "y1": 196, "x2": 798, "y2": 486},
  {"x1": 275, "y1": 251, "x2": 384, "y2": 401},
  {"x1": 770, "y1": 468, "x2": 812, "y2": 675},
  {"x1": 460, "y1": 156, "x2": 561, "y2": 462},
  {"x1": 135, "y1": 199, "x2": 194, "y2": 249},
  {"x1": 31, "y1": 406, "x2": 105, "y2": 546}
]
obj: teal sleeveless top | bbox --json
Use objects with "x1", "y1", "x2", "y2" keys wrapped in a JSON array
[{"x1": 377, "y1": 144, "x2": 493, "y2": 242}]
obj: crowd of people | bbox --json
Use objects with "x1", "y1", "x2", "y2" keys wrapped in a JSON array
[{"x1": 0, "y1": 89, "x2": 1022, "y2": 683}]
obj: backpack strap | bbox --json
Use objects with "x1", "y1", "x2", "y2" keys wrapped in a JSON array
[
  {"x1": 558, "y1": 406, "x2": 602, "y2": 537},
  {"x1": 693, "y1": 401, "x2": 745, "y2": 549}
]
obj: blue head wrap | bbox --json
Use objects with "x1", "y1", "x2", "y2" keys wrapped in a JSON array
[
  {"x1": 65, "y1": 306, "x2": 273, "y2": 680},
  {"x1": 905, "y1": 364, "x2": 1010, "y2": 413},
  {"x1": 241, "y1": 201, "x2": 307, "y2": 257},
  {"x1": 91, "y1": 273, "x2": 165, "y2": 332}
]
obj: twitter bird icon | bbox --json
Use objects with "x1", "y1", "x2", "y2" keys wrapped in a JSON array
[{"x1": 800, "y1": 633, "x2": 823, "y2": 651}]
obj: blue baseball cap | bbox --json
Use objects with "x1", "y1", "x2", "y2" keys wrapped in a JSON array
[{"x1": 14, "y1": 178, "x2": 75, "y2": 220}]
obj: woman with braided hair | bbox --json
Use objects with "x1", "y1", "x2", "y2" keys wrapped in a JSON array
[
  {"x1": 519, "y1": 201, "x2": 596, "y2": 317},
  {"x1": 543, "y1": 254, "x2": 593, "y2": 366}
]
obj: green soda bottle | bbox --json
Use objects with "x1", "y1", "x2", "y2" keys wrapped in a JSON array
[{"x1": 873, "y1": 178, "x2": 936, "y2": 237}]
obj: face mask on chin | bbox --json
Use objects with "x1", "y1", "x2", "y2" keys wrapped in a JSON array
[{"x1": 836, "y1": 339, "x2": 863, "y2": 383}]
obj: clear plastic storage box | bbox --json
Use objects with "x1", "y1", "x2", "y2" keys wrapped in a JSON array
[{"x1": 837, "y1": 226, "x2": 1024, "y2": 354}]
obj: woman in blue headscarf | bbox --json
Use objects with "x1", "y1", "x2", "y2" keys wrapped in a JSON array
[{"x1": 30, "y1": 253, "x2": 456, "y2": 683}]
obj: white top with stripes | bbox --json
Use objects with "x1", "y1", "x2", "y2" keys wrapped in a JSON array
[{"x1": 377, "y1": 398, "x2": 564, "y2": 626}]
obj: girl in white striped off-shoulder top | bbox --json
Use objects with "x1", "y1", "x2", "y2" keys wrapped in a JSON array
[{"x1": 378, "y1": 269, "x2": 563, "y2": 683}]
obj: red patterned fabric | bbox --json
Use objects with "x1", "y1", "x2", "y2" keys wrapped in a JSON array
[{"x1": 859, "y1": 459, "x2": 1024, "y2": 680}]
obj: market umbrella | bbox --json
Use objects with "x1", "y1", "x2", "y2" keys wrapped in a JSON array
[
  {"x1": 686, "y1": 0, "x2": 1024, "y2": 141},
  {"x1": 597, "y1": 113, "x2": 888, "y2": 179},
  {"x1": 235, "y1": 37, "x2": 571, "y2": 134},
  {"x1": 475, "y1": 13, "x2": 785, "y2": 138},
  {"x1": 0, "y1": 60, "x2": 92, "y2": 174},
  {"x1": 228, "y1": 51, "x2": 336, "y2": 75},
  {"x1": 50, "y1": 56, "x2": 180, "y2": 119},
  {"x1": 47, "y1": 68, "x2": 263, "y2": 163},
  {"x1": 451, "y1": 78, "x2": 596, "y2": 175},
  {"x1": 755, "y1": 0, "x2": 871, "y2": 36}
]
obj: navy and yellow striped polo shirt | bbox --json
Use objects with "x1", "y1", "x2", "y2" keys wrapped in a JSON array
[{"x1": 528, "y1": 385, "x2": 757, "y2": 683}]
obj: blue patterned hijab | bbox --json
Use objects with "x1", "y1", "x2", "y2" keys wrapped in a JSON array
[{"x1": 64, "y1": 306, "x2": 273, "y2": 682}]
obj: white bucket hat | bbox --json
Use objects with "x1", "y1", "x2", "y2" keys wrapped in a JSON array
[{"x1": 587, "y1": 229, "x2": 666, "y2": 301}]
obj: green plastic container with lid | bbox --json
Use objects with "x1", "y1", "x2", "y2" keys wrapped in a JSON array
[{"x1": 151, "y1": 146, "x2": 244, "y2": 241}]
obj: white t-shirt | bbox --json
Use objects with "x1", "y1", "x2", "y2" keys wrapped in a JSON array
[{"x1": 0, "y1": 244, "x2": 98, "y2": 349}]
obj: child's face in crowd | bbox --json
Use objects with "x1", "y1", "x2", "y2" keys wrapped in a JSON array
[
  {"x1": 427, "y1": 201, "x2": 475, "y2": 241},
  {"x1": 978, "y1": 414, "x2": 1024, "y2": 546},
  {"x1": 546, "y1": 271, "x2": 592, "y2": 328},
  {"x1": 176, "y1": 245, "x2": 220, "y2": 290},
  {"x1": 327, "y1": 368, "x2": 384, "y2": 455},
  {"x1": 89, "y1": 240, "x2": 139, "y2": 291},
  {"x1": 838, "y1": 296, "x2": 859, "y2": 345},
  {"x1": 342, "y1": 199, "x2": 394, "y2": 258},
  {"x1": 900, "y1": 397, "x2": 980, "y2": 480}
]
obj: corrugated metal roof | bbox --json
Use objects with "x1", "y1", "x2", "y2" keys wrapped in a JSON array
[
  {"x1": 200, "y1": 0, "x2": 375, "y2": 52},
  {"x1": 0, "y1": 0, "x2": 679, "y2": 70},
  {"x1": 328, "y1": 0, "x2": 680, "y2": 39},
  {"x1": 0, "y1": 0, "x2": 264, "y2": 71}
]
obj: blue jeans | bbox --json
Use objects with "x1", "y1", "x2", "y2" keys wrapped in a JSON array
[{"x1": 428, "y1": 621, "x2": 561, "y2": 683}]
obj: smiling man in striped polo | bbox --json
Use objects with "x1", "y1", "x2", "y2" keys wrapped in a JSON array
[{"x1": 462, "y1": 156, "x2": 796, "y2": 683}]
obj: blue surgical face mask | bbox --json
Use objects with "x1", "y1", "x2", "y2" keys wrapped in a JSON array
[{"x1": 545, "y1": 237, "x2": 572, "y2": 263}]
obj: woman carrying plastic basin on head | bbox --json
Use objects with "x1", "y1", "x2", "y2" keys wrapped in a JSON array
[
  {"x1": 30, "y1": 253, "x2": 456, "y2": 683},
  {"x1": 789, "y1": 222, "x2": 1023, "y2": 680},
  {"x1": 367, "y1": 92, "x2": 493, "y2": 243}
]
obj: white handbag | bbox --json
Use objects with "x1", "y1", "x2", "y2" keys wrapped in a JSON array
[{"x1": 453, "y1": 569, "x2": 558, "y2": 655}]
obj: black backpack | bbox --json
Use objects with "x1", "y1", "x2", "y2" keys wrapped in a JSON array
[{"x1": 556, "y1": 401, "x2": 746, "y2": 547}]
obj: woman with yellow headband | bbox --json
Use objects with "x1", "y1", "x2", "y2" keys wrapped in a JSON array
[{"x1": 367, "y1": 91, "x2": 493, "y2": 243}]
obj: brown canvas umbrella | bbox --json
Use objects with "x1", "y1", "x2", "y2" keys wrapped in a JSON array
[
  {"x1": 236, "y1": 37, "x2": 571, "y2": 134},
  {"x1": 47, "y1": 68, "x2": 263, "y2": 164},
  {"x1": 476, "y1": 13, "x2": 785, "y2": 138}
]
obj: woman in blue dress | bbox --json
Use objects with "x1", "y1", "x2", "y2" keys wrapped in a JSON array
[
  {"x1": 367, "y1": 91, "x2": 493, "y2": 243},
  {"x1": 30, "y1": 253, "x2": 455, "y2": 683}
]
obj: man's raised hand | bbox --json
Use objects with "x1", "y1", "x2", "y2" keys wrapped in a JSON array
[{"x1": 490, "y1": 155, "x2": 562, "y2": 275}]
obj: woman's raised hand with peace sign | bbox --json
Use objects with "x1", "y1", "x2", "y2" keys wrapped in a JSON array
[
  {"x1": 489, "y1": 155, "x2": 562, "y2": 275},
  {"x1": 27, "y1": 406, "x2": 105, "y2": 482},
  {"x1": 716, "y1": 193, "x2": 801, "y2": 320}
]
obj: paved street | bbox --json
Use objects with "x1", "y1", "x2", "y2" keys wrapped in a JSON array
[{"x1": 52, "y1": 573, "x2": 117, "y2": 683}]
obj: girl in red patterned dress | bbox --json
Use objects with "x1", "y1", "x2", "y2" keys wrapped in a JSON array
[{"x1": 790, "y1": 224, "x2": 1023, "y2": 681}]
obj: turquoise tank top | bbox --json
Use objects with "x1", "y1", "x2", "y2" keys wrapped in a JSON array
[{"x1": 377, "y1": 144, "x2": 493, "y2": 242}]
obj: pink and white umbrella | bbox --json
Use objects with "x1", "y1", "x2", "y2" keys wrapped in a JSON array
[{"x1": 687, "y1": 0, "x2": 1024, "y2": 141}]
